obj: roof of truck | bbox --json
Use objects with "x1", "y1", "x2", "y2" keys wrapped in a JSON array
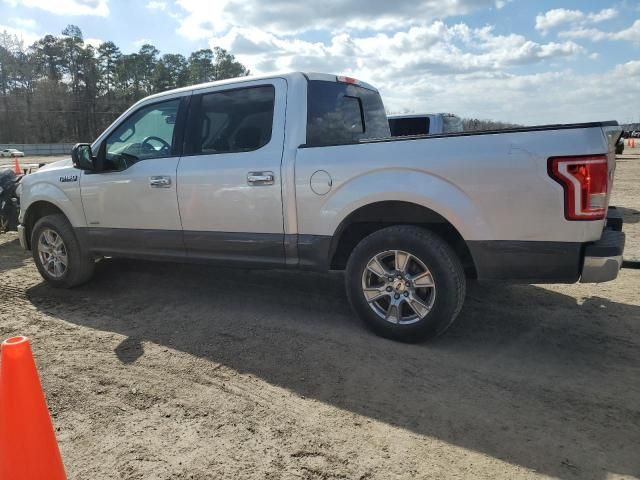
[{"x1": 142, "y1": 72, "x2": 378, "y2": 103}]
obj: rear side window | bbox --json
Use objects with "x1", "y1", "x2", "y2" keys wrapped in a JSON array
[
  {"x1": 187, "y1": 85, "x2": 275, "y2": 155},
  {"x1": 389, "y1": 117, "x2": 430, "y2": 136},
  {"x1": 306, "y1": 80, "x2": 390, "y2": 146}
]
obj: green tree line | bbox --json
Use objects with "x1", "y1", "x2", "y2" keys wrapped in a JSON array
[{"x1": 0, "y1": 25, "x2": 249, "y2": 144}]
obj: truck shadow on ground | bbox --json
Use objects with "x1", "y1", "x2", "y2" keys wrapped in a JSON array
[
  {"x1": 26, "y1": 259, "x2": 640, "y2": 480},
  {"x1": 618, "y1": 206, "x2": 640, "y2": 224}
]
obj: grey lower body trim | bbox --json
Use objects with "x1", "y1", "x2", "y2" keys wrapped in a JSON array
[
  {"x1": 467, "y1": 240, "x2": 583, "y2": 283},
  {"x1": 76, "y1": 228, "x2": 287, "y2": 268},
  {"x1": 73, "y1": 227, "x2": 625, "y2": 285},
  {"x1": 76, "y1": 227, "x2": 185, "y2": 260},
  {"x1": 184, "y1": 230, "x2": 285, "y2": 267},
  {"x1": 297, "y1": 234, "x2": 332, "y2": 271}
]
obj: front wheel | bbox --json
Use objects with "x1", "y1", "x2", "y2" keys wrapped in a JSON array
[
  {"x1": 31, "y1": 214, "x2": 95, "y2": 288},
  {"x1": 345, "y1": 226, "x2": 466, "y2": 342}
]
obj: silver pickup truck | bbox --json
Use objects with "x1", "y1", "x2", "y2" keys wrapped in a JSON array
[{"x1": 16, "y1": 72, "x2": 625, "y2": 341}]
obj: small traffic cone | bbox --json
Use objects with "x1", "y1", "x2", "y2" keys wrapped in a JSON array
[
  {"x1": 13, "y1": 157, "x2": 21, "y2": 175},
  {"x1": 0, "y1": 336, "x2": 67, "y2": 480}
]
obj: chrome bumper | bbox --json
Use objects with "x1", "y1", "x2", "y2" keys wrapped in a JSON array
[
  {"x1": 580, "y1": 208, "x2": 625, "y2": 283},
  {"x1": 17, "y1": 224, "x2": 28, "y2": 250}
]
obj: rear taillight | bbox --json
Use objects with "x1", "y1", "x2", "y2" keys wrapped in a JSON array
[{"x1": 548, "y1": 155, "x2": 608, "y2": 220}]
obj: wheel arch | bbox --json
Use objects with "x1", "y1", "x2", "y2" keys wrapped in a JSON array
[
  {"x1": 22, "y1": 201, "x2": 67, "y2": 250},
  {"x1": 328, "y1": 200, "x2": 477, "y2": 278}
]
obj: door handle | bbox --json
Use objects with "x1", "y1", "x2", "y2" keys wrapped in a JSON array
[
  {"x1": 149, "y1": 176, "x2": 171, "y2": 188},
  {"x1": 247, "y1": 171, "x2": 275, "y2": 186}
]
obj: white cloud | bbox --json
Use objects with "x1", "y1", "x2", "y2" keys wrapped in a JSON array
[
  {"x1": 1, "y1": 0, "x2": 109, "y2": 16},
  {"x1": 588, "y1": 8, "x2": 618, "y2": 23},
  {"x1": 176, "y1": 0, "x2": 500, "y2": 39},
  {"x1": 146, "y1": 0, "x2": 166, "y2": 11},
  {"x1": 612, "y1": 19, "x2": 640, "y2": 42},
  {"x1": 190, "y1": 19, "x2": 640, "y2": 125},
  {"x1": 212, "y1": 22, "x2": 585, "y2": 81},
  {"x1": 560, "y1": 19, "x2": 640, "y2": 43},
  {"x1": 535, "y1": 7, "x2": 617, "y2": 34},
  {"x1": 84, "y1": 37, "x2": 103, "y2": 49},
  {"x1": 8, "y1": 17, "x2": 37, "y2": 29},
  {"x1": 0, "y1": 23, "x2": 40, "y2": 46},
  {"x1": 379, "y1": 64, "x2": 640, "y2": 125},
  {"x1": 132, "y1": 38, "x2": 152, "y2": 49}
]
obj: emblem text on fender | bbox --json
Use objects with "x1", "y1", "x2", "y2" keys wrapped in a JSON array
[{"x1": 59, "y1": 175, "x2": 78, "y2": 183}]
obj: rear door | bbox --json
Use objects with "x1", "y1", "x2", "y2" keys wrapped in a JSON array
[{"x1": 177, "y1": 79, "x2": 287, "y2": 266}]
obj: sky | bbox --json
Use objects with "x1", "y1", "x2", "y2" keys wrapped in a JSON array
[{"x1": 1, "y1": 0, "x2": 639, "y2": 125}]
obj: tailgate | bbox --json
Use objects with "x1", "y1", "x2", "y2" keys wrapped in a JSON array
[{"x1": 602, "y1": 124, "x2": 622, "y2": 205}]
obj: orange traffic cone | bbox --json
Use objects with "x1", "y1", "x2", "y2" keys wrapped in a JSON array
[
  {"x1": 13, "y1": 157, "x2": 21, "y2": 175},
  {"x1": 0, "y1": 336, "x2": 66, "y2": 480}
]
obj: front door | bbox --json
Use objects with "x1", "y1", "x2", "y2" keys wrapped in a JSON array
[
  {"x1": 79, "y1": 96, "x2": 186, "y2": 258},
  {"x1": 177, "y1": 79, "x2": 286, "y2": 266}
]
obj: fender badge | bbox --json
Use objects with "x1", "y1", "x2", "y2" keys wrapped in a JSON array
[{"x1": 59, "y1": 175, "x2": 78, "y2": 183}]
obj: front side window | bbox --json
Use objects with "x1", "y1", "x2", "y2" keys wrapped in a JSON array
[
  {"x1": 105, "y1": 99, "x2": 180, "y2": 169},
  {"x1": 190, "y1": 85, "x2": 275, "y2": 155}
]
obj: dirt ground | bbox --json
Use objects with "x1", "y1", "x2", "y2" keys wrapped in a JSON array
[{"x1": 0, "y1": 160, "x2": 639, "y2": 480}]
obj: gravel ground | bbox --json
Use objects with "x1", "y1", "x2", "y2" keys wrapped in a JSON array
[{"x1": 0, "y1": 159, "x2": 638, "y2": 479}]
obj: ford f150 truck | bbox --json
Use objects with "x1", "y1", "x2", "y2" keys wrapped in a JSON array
[{"x1": 16, "y1": 72, "x2": 625, "y2": 341}]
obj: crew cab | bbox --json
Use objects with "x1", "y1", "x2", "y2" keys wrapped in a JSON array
[{"x1": 17, "y1": 72, "x2": 625, "y2": 341}]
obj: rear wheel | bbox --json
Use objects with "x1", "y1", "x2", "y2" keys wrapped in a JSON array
[
  {"x1": 32, "y1": 214, "x2": 95, "y2": 288},
  {"x1": 345, "y1": 225, "x2": 466, "y2": 342}
]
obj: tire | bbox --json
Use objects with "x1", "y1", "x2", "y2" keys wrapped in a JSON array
[
  {"x1": 345, "y1": 225, "x2": 466, "y2": 342},
  {"x1": 31, "y1": 214, "x2": 95, "y2": 288}
]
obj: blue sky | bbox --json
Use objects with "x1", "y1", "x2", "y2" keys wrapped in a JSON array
[{"x1": 1, "y1": 0, "x2": 639, "y2": 124}]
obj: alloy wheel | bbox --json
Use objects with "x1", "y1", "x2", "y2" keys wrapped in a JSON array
[{"x1": 361, "y1": 250, "x2": 436, "y2": 325}]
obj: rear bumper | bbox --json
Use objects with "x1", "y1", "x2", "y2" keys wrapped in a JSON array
[
  {"x1": 467, "y1": 207, "x2": 625, "y2": 283},
  {"x1": 580, "y1": 208, "x2": 625, "y2": 283}
]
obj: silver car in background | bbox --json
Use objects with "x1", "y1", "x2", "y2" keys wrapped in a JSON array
[{"x1": 0, "y1": 148, "x2": 25, "y2": 158}]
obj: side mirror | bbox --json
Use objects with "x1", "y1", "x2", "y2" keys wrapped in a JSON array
[{"x1": 71, "y1": 143, "x2": 96, "y2": 171}]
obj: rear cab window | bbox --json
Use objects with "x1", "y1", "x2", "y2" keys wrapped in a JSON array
[{"x1": 306, "y1": 79, "x2": 390, "y2": 146}]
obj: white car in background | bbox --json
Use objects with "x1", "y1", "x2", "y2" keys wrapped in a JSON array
[
  {"x1": 0, "y1": 148, "x2": 25, "y2": 158},
  {"x1": 388, "y1": 113, "x2": 463, "y2": 136}
]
